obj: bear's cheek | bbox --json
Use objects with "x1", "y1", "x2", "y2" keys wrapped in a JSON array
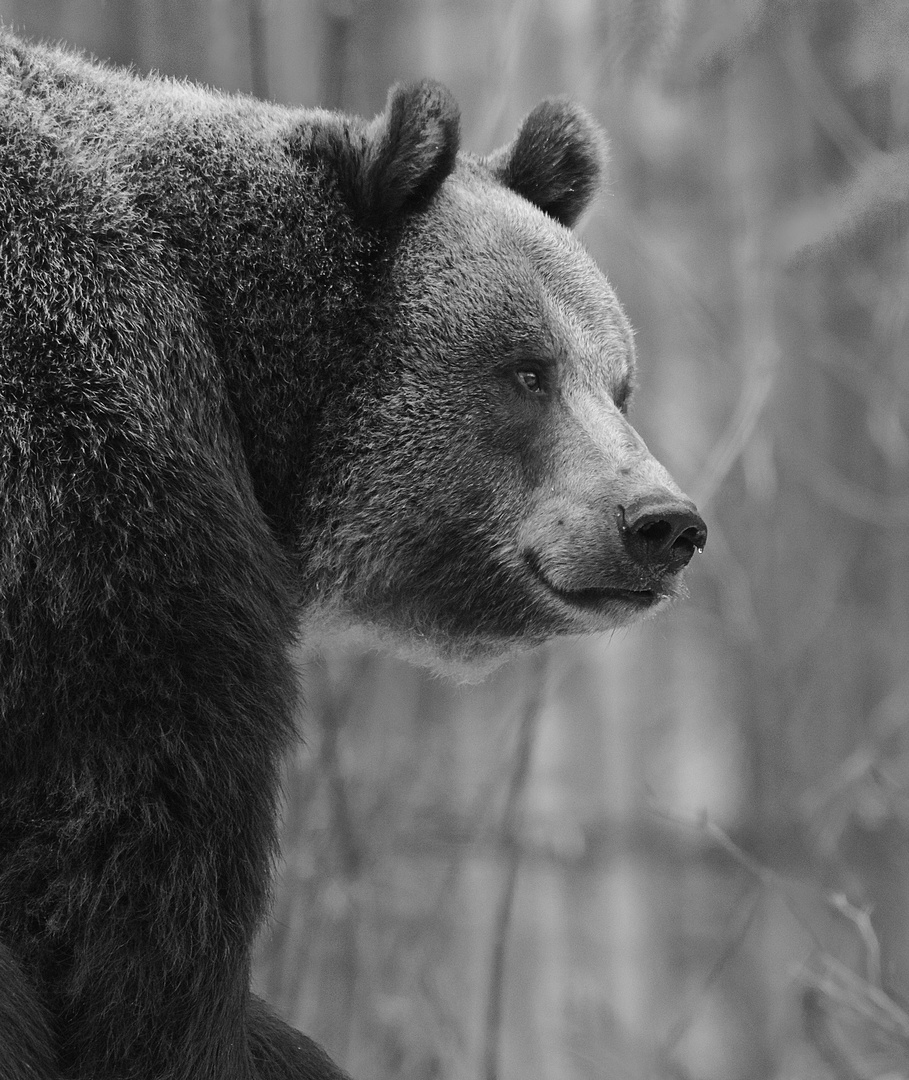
[{"x1": 309, "y1": 397, "x2": 550, "y2": 638}]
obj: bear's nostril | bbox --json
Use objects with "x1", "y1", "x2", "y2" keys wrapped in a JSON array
[
  {"x1": 620, "y1": 499, "x2": 707, "y2": 572},
  {"x1": 636, "y1": 519, "x2": 673, "y2": 548},
  {"x1": 669, "y1": 526, "x2": 702, "y2": 566}
]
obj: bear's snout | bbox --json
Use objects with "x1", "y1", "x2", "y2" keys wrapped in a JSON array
[
  {"x1": 618, "y1": 495, "x2": 707, "y2": 574},
  {"x1": 519, "y1": 487, "x2": 706, "y2": 624}
]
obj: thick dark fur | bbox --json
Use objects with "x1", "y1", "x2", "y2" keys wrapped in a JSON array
[
  {"x1": 0, "y1": 943, "x2": 55, "y2": 1080},
  {"x1": 0, "y1": 27, "x2": 703, "y2": 1080}
]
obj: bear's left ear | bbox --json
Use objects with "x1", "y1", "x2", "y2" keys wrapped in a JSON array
[{"x1": 486, "y1": 100, "x2": 607, "y2": 228}]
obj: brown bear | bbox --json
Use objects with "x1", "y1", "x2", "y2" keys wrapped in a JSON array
[{"x1": 0, "y1": 28, "x2": 705, "y2": 1080}]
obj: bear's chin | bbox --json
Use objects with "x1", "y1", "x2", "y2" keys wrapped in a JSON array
[
  {"x1": 298, "y1": 609, "x2": 527, "y2": 684},
  {"x1": 297, "y1": 592, "x2": 676, "y2": 684}
]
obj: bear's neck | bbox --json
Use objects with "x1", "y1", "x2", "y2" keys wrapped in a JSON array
[{"x1": 136, "y1": 116, "x2": 391, "y2": 550}]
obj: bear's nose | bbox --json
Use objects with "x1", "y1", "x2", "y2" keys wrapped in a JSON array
[{"x1": 619, "y1": 496, "x2": 707, "y2": 573}]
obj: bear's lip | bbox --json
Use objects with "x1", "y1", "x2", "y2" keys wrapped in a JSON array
[{"x1": 523, "y1": 553, "x2": 663, "y2": 613}]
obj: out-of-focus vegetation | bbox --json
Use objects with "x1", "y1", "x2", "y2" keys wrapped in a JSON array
[{"x1": 5, "y1": 1, "x2": 909, "y2": 1076}]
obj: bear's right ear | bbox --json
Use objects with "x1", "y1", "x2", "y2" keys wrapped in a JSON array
[
  {"x1": 486, "y1": 100, "x2": 607, "y2": 228},
  {"x1": 358, "y1": 81, "x2": 460, "y2": 219},
  {"x1": 296, "y1": 82, "x2": 460, "y2": 224}
]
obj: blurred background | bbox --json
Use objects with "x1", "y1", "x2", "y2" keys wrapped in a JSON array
[{"x1": 4, "y1": 1, "x2": 909, "y2": 1076}]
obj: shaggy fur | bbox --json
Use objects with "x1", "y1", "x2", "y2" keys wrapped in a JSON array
[
  {"x1": 0, "y1": 28, "x2": 704, "y2": 1080},
  {"x1": 0, "y1": 943, "x2": 55, "y2": 1080}
]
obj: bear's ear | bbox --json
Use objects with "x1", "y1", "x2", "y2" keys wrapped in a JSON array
[
  {"x1": 359, "y1": 81, "x2": 460, "y2": 218},
  {"x1": 291, "y1": 82, "x2": 459, "y2": 223},
  {"x1": 486, "y1": 100, "x2": 607, "y2": 228},
  {"x1": 309, "y1": 81, "x2": 459, "y2": 223}
]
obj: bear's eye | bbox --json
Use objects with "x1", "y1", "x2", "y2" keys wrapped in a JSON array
[{"x1": 515, "y1": 369, "x2": 545, "y2": 395}]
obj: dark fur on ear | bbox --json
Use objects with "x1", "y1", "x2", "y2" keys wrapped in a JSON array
[
  {"x1": 486, "y1": 100, "x2": 607, "y2": 227},
  {"x1": 358, "y1": 81, "x2": 460, "y2": 218},
  {"x1": 296, "y1": 81, "x2": 460, "y2": 223}
]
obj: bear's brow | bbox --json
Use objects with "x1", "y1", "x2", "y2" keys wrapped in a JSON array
[{"x1": 567, "y1": 298, "x2": 634, "y2": 392}]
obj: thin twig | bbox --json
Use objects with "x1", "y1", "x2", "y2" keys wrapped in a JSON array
[
  {"x1": 475, "y1": 0, "x2": 534, "y2": 151},
  {"x1": 829, "y1": 893, "x2": 882, "y2": 988},
  {"x1": 482, "y1": 649, "x2": 550, "y2": 1080},
  {"x1": 318, "y1": 667, "x2": 363, "y2": 878},
  {"x1": 652, "y1": 808, "x2": 829, "y2": 955},
  {"x1": 661, "y1": 884, "x2": 761, "y2": 1054},
  {"x1": 691, "y1": 341, "x2": 777, "y2": 510},
  {"x1": 319, "y1": 0, "x2": 354, "y2": 110},
  {"x1": 247, "y1": 0, "x2": 268, "y2": 101}
]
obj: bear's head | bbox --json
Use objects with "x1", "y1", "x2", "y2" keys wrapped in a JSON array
[{"x1": 298, "y1": 83, "x2": 706, "y2": 677}]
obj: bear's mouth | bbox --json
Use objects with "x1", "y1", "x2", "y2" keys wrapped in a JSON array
[{"x1": 524, "y1": 553, "x2": 663, "y2": 614}]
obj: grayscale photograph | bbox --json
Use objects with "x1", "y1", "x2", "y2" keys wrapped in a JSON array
[{"x1": 1, "y1": 2, "x2": 907, "y2": 1079}]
